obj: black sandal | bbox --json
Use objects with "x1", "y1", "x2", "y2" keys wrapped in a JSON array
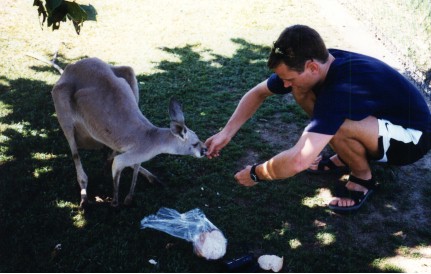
[
  {"x1": 328, "y1": 175, "x2": 378, "y2": 213},
  {"x1": 307, "y1": 155, "x2": 349, "y2": 174}
]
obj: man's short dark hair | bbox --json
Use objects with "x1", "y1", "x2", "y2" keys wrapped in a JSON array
[{"x1": 267, "y1": 25, "x2": 329, "y2": 72}]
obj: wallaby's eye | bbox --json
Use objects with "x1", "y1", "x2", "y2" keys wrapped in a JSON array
[{"x1": 192, "y1": 143, "x2": 199, "y2": 148}]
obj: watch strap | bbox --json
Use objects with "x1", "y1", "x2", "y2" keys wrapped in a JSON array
[{"x1": 250, "y1": 163, "x2": 261, "y2": 182}]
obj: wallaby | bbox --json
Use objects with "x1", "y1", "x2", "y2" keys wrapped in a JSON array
[{"x1": 51, "y1": 57, "x2": 207, "y2": 207}]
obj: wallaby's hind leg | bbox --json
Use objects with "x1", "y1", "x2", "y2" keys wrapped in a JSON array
[
  {"x1": 52, "y1": 84, "x2": 89, "y2": 208},
  {"x1": 111, "y1": 65, "x2": 139, "y2": 104},
  {"x1": 73, "y1": 152, "x2": 89, "y2": 208}
]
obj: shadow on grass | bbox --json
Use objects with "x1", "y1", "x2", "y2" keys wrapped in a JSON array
[{"x1": 0, "y1": 39, "x2": 429, "y2": 272}]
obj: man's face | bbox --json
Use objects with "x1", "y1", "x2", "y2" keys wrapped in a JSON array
[{"x1": 273, "y1": 61, "x2": 315, "y2": 90}]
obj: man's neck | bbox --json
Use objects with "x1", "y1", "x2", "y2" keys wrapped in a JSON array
[{"x1": 319, "y1": 53, "x2": 335, "y2": 83}]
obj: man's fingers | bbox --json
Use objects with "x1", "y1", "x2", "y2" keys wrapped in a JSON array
[{"x1": 206, "y1": 151, "x2": 220, "y2": 159}]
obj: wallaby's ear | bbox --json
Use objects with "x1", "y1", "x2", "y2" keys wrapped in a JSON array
[
  {"x1": 169, "y1": 98, "x2": 187, "y2": 140},
  {"x1": 169, "y1": 98, "x2": 185, "y2": 124},
  {"x1": 170, "y1": 121, "x2": 187, "y2": 140}
]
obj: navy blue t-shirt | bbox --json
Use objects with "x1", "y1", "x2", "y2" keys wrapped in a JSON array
[{"x1": 267, "y1": 49, "x2": 431, "y2": 135}]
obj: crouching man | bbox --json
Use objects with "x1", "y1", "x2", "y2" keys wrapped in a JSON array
[{"x1": 205, "y1": 24, "x2": 431, "y2": 213}]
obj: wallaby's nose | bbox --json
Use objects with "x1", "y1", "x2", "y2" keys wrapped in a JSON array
[{"x1": 201, "y1": 147, "x2": 208, "y2": 156}]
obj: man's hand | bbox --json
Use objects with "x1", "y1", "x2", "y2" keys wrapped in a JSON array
[
  {"x1": 234, "y1": 165, "x2": 258, "y2": 187},
  {"x1": 204, "y1": 131, "x2": 231, "y2": 159}
]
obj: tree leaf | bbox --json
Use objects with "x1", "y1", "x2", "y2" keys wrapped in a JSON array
[
  {"x1": 33, "y1": 0, "x2": 47, "y2": 24},
  {"x1": 80, "y1": 4, "x2": 97, "y2": 21},
  {"x1": 72, "y1": 20, "x2": 81, "y2": 35},
  {"x1": 45, "y1": 0, "x2": 63, "y2": 14},
  {"x1": 65, "y1": 1, "x2": 87, "y2": 23},
  {"x1": 46, "y1": 2, "x2": 68, "y2": 30}
]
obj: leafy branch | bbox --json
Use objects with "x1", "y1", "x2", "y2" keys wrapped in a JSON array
[{"x1": 33, "y1": 0, "x2": 95, "y2": 34}]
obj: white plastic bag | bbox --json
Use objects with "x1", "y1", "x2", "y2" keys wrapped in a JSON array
[
  {"x1": 140, "y1": 207, "x2": 227, "y2": 260},
  {"x1": 258, "y1": 255, "x2": 284, "y2": 272}
]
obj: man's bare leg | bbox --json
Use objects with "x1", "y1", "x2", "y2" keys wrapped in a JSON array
[
  {"x1": 326, "y1": 116, "x2": 380, "y2": 207},
  {"x1": 308, "y1": 154, "x2": 346, "y2": 171}
]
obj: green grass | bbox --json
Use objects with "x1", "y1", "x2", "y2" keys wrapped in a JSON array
[{"x1": 1, "y1": 0, "x2": 431, "y2": 272}]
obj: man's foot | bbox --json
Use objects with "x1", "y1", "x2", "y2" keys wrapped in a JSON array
[
  {"x1": 307, "y1": 154, "x2": 349, "y2": 174},
  {"x1": 328, "y1": 175, "x2": 377, "y2": 213}
]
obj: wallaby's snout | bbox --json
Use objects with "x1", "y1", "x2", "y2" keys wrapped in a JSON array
[
  {"x1": 200, "y1": 145, "x2": 208, "y2": 157},
  {"x1": 192, "y1": 140, "x2": 207, "y2": 158}
]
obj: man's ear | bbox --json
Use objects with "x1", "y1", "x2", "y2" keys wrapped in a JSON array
[{"x1": 306, "y1": 60, "x2": 319, "y2": 73}]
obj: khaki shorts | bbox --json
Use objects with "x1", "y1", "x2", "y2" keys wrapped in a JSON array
[{"x1": 374, "y1": 119, "x2": 431, "y2": 165}]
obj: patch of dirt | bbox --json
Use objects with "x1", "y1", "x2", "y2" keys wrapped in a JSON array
[{"x1": 394, "y1": 156, "x2": 431, "y2": 225}]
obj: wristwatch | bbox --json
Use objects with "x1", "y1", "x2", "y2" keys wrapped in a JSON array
[{"x1": 250, "y1": 164, "x2": 261, "y2": 182}]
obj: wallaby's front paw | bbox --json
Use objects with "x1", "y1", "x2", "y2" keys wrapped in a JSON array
[
  {"x1": 79, "y1": 198, "x2": 88, "y2": 210},
  {"x1": 152, "y1": 177, "x2": 167, "y2": 188},
  {"x1": 110, "y1": 200, "x2": 119, "y2": 207}
]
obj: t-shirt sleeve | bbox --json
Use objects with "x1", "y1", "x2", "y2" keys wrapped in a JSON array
[
  {"x1": 266, "y1": 73, "x2": 292, "y2": 94},
  {"x1": 305, "y1": 113, "x2": 345, "y2": 135},
  {"x1": 305, "y1": 83, "x2": 370, "y2": 135}
]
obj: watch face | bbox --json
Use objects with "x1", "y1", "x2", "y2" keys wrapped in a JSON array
[{"x1": 251, "y1": 174, "x2": 257, "y2": 181}]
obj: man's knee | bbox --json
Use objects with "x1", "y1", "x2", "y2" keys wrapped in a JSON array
[
  {"x1": 330, "y1": 117, "x2": 380, "y2": 154},
  {"x1": 330, "y1": 120, "x2": 359, "y2": 145}
]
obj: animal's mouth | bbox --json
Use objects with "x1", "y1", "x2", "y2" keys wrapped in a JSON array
[{"x1": 199, "y1": 147, "x2": 208, "y2": 158}]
